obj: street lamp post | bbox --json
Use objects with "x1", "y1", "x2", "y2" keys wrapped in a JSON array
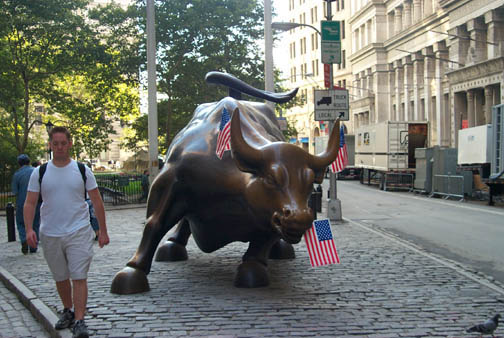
[
  {"x1": 146, "y1": 0, "x2": 159, "y2": 182},
  {"x1": 264, "y1": 0, "x2": 274, "y2": 112}
]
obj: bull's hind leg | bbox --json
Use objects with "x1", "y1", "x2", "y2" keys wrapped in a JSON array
[
  {"x1": 111, "y1": 170, "x2": 184, "y2": 294},
  {"x1": 155, "y1": 218, "x2": 191, "y2": 262},
  {"x1": 234, "y1": 234, "x2": 279, "y2": 288}
]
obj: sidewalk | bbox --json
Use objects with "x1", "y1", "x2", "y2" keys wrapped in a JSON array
[{"x1": 1, "y1": 202, "x2": 503, "y2": 337}]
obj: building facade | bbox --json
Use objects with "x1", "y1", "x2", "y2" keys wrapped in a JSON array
[
  {"x1": 280, "y1": 0, "x2": 353, "y2": 154},
  {"x1": 280, "y1": 0, "x2": 504, "y2": 150},
  {"x1": 349, "y1": 0, "x2": 503, "y2": 147}
]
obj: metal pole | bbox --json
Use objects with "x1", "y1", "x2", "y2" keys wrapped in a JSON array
[
  {"x1": 147, "y1": 0, "x2": 159, "y2": 181},
  {"x1": 264, "y1": 0, "x2": 275, "y2": 112},
  {"x1": 324, "y1": 0, "x2": 342, "y2": 221}
]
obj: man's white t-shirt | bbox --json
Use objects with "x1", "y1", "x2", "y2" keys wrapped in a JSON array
[{"x1": 27, "y1": 160, "x2": 98, "y2": 237}]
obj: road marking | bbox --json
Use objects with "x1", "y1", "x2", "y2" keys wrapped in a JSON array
[{"x1": 345, "y1": 217, "x2": 504, "y2": 296}]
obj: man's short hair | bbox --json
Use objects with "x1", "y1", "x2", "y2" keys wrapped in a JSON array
[
  {"x1": 48, "y1": 126, "x2": 71, "y2": 141},
  {"x1": 17, "y1": 154, "x2": 30, "y2": 166}
]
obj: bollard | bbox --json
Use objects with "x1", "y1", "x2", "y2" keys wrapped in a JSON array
[
  {"x1": 315, "y1": 184, "x2": 322, "y2": 212},
  {"x1": 6, "y1": 202, "x2": 16, "y2": 242}
]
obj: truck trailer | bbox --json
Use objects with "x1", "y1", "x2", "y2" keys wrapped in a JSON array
[{"x1": 355, "y1": 121, "x2": 428, "y2": 190}]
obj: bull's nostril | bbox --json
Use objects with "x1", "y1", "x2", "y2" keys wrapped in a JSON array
[{"x1": 282, "y1": 207, "x2": 292, "y2": 217}]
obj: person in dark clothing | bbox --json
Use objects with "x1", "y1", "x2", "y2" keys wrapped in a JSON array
[
  {"x1": 11, "y1": 154, "x2": 41, "y2": 254},
  {"x1": 138, "y1": 170, "x2": 149, "y2": 203}
]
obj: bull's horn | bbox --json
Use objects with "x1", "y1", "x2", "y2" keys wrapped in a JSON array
[
  {"x1": 310, "y1": 119, "x2": 341, "y2": 169},
  {"x1": 230, "y1": 108, "x2": 263, "y2": 172}
]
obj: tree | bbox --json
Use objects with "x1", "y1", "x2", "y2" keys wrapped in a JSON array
[
  {"x1": 0, "y1": 0, "x2": 141, "y2": 158},
  {"x1": 125, "y1": 0, "x2": 265, "y2": 154}
]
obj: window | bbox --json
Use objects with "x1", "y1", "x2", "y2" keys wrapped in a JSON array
[
  {"x1": 342, "y1": 50, "x2": 346, "y2": 69},
  {"x1": 315, "y1": 59, "x2": 319, "y2": 76},
  {"x1": 310, "y1": 8, "x2": 314, "y2": 24},
  {"x1": 338, "y1": 80, "x2": 342, "y2": 88},
  {"x1": 291, "y1": 67, "x2": 297, "y2": 83},
  {"x1": 314, "y1": 6, "x2": 317, "y2": 22},
  {"x1": 341, "y1": 0, "x2": 344, "y2": 9},
  {"x1": 342, "y1": 20, "x2": 345, "y2": 39},
  {"x1": 343, "y1": 79, "x2": 346, "y2": 88},
  {"x1": 292, "y1": 42, "x2": 296, "y2": 58},
  {"x1": 336, "y1": 0, "x2": 339, "y2": 11},
  {"x1": 311, "y1": 33, "x2": 315, "y2": 50}
]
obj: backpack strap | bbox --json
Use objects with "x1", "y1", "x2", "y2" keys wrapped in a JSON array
[
  {"x1": 38, "y1": 161, "x2": 88, "y2": 201},
  {"x1": 38, "y1": 163, "x2": 48, "y2": 203},
  {"x1": 77, "y1": 161, "x2": 88, "y2": 200}
]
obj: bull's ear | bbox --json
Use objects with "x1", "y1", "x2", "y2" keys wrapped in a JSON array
[
  {"x1": 230, "y1": 108, "x2": 263, "y2": 174},
  {"x1": 313, "y1": 168, "x2": 326, "y2": 184}
]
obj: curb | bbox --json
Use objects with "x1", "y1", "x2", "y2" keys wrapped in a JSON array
[{"x1": 0, "y1": 266, "x2": 72, "y2": 338}]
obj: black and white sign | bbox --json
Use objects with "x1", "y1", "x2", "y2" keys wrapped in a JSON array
[{"x1": 314, "y1": 89, "x2": 349, "y2": 121}]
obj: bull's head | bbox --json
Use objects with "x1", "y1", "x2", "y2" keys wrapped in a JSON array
[{"x1": 230, "y1": 108, "x2": 340, "y2": 244}]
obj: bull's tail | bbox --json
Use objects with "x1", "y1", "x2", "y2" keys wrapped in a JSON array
[{"x1": 205, "y1": 71, "x2": 298, "y2": 103}]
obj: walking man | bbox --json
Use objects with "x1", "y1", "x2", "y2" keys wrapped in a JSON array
[
  {"x1": 24, "y1": 126, "x2": 110, "y2": 338},
  {"x1": 11, "y1": 154, "x2": 40, "y2": 254}
]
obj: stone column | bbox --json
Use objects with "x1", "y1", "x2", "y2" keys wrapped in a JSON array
[
  {"x1": 484, "y1": 86, "x2": 493, "y2": 124},
  {"x1": 395, "y1": 60, "x2": 403, "y2": 121},
  {"x1": 453, "y1": 91, "x2": 467, "y2": 148},
  {"x1": 361, "y1": 71, "x2": 367, "y2": 97},
  {"x1": 413, "y1": 53, "x2": 424, "y2": 120},
  {"x1": 395, "y1": 7, "x2": 403, "y2": 35},
  {"x1": 403, "y1": 1, "x2": 412, "y2": 29},
  {"x1": 388, "y1": 63, "x2": 395, "y2": 120},
  {"x1": 374, "y1": 65, "x2": 389, "y2": 123},
  {"x1": 424, "y1": 0, "x2": 433, "y2": 16},
  {"x1": 388, "y1": 11, "x2": 395, "y2": 39},
  {"x1": 434, "y1": 42, "x2": 448, "y2": 146},
  {"x1": 485, "y1": 10, "x2": 504, "y2": 59},
  {"x1": 467, "y1": 90, "x2": 475, "y2": 127},
  {"x1": 413, "y1": 0, "x2": 422, "y2": 23},
  {"x1": 367, "y1": 68, "x2": 373, "y2": 97},
  {"x1": 448, "y1": 26, "x2": 470, "y2": 69},
  {"x1": 467, "y1": 18, "x2": 487, "y2": 64},
  {"x1": 475, "y1": 89, "x2": 485, "y2": 126},
  {"x1": 423, "y1": 47, "x2": 435, "y2": 144},
  {"x1": 354, "y1": 113, "x2": 360, "y2": 129},
  {"x1": 403, "y1": 56, "x2": 413, "y2": 121}
]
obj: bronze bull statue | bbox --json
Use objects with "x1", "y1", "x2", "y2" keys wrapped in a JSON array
[{"x1": 111, "y1": 72, "x2": 340, "y2": 294}]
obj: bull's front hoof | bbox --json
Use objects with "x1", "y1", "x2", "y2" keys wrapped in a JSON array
[
  {"x1": 234, "y1": 260, "x2": 269, "y2": 288},
  {"x1": 269, "y1": 239, "x2": 295, "y2": 259},
  {"x1": 110, "y1": 267, "x2": 150, "y2": 294},
  {"x1": 154, "y1": 240, "x2": 188, "y2": 262}
]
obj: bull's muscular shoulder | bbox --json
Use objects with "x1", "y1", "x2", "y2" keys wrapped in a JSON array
[{"x1": 166, "y1": 97, "x2": 283, "y2": 163}]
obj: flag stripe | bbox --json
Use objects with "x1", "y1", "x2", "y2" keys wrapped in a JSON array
[{"x1": 330, "y1": 239, "x2": 340, "y2": 263}]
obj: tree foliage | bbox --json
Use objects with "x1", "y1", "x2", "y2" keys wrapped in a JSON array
[
  {"x1": 124, "y1": 0, "x2": 266, "y2": 154},
  {"x1": 0, "y1": 0, "x2": 141, "y2": 159}
]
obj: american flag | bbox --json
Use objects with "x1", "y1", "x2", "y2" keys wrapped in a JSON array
[
  {"x1": 304, "y1": 219, "x2": 340, "y2": 267},
  {"x1": 330, "y1": 125, "x2": 349, "y2": 173},
  {"x1": 216, "y1": 107, "x2": 232, "y2": 159}
]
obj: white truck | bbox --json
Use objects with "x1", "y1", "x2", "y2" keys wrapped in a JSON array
[
  {"x1": 355, "y1": 121, "x2": 428, "y2": 190},
  {"x1": 457, "y1": 104, "x2": 504, "y2": 205},
  {"x1": 314, "y1": 134, "x2": 361, "y2": 180}
]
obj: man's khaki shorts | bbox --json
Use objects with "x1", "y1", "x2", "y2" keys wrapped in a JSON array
[{"x1": 40, "y1": 226, "x2": 95, "y2": 282}]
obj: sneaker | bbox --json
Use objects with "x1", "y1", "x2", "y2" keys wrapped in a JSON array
[
  {"x1": 72, "y1": 320, "x2": 89, "y2": 338},
  {"x1": 21, "y1": 242, "x2": 28, "y2": 255},
  {"x1": 55, "y1": 308, "x2": 74, "y2": 330},
  {"x1": 29, "y1": 247, "x2": 37, "y2": 253}
]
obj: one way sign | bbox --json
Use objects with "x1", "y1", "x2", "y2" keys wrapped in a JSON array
[{"x1": 314, "y1": 89, "x2": 349, "y2": 121}]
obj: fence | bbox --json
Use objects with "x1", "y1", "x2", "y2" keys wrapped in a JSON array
[
  {"x1": 430, "y1": 174, "x2": 466, "y2": 201},
  {"x1": 382, "y1": 172, "x2": 415, "y2": 191},
  {"x1": 1, "y1": 173, "x2": 146, "y2": 210},
  {"x1": 0, "y1": 174, "x2": 15, "y2": 210},
  {"x1": 95, "y1": 174, "x2": 145, "y2": 205}
]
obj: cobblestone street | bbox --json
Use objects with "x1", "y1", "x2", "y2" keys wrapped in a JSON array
[{"x1": 1, "y1": 204, "x2": 503, "y2": 337}]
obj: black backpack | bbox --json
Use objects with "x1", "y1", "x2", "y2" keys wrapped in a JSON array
[{"x1": 38, "y1": 161, "x2": 87, "y2": 201}]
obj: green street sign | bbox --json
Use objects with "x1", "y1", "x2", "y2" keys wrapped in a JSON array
[{"x1": 321, "y1": 21, "x2": 340, "y2": 42}]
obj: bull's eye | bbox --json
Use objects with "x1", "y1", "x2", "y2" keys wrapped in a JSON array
[{"x1": 264, "y1": 175, "x2": 277, "y2": 188}]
